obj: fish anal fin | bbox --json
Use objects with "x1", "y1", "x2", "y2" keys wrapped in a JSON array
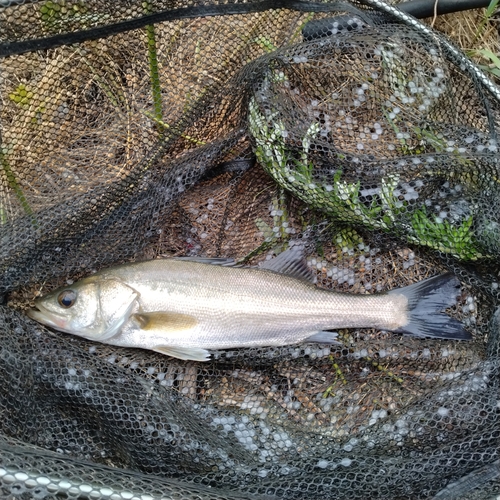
[
  {"x1": 131, "y1": 312, "x2": 198, "y2": 332},
  {"x1": 306, "y1": 331, "x2": 340, "y2": 344},
  {"x1": 153, "y1": 345, "x2": 211, "y2": 362}
]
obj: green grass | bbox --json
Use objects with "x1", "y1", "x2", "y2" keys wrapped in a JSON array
[
  {"x1": 0, "y1": 147, "x2": 37, "y2": 226},
  {"x1": 143, "y1": 1, "x2": 165, "y2": 137},
  {"x1": 466, "y1": 0, "x2": 500, "y2": 78}
]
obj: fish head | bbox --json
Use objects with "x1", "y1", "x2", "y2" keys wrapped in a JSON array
[{"x1": 28, "y1": 277, "x2": 139, "y2": 341}]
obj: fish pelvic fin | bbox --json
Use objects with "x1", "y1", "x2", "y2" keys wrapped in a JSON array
[
  {"x1": 390, "y1": 274, "x2": 472, "y2": 340},
  {"x1": 153, "y1": 346, "x2": 211, "y2": 362}
]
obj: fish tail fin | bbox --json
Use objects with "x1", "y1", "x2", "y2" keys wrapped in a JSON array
[{"x1": 390, "y1": 274, "x2": 472, "y2": 340}]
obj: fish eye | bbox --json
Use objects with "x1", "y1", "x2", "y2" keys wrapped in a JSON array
[{"x1": 57, "y1": 290, "x2": 77, "y2": 308}]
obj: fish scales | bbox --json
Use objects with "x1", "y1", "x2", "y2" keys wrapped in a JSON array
[
  {"x1": 27, "y1": 250, "x2": 472, "y2": 361},
  {"x1": 105, "y1": 259, "x2": 407, "y2": 348}
]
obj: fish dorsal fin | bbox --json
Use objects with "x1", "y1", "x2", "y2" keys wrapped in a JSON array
[
  {"x1": 153, "y1": 346, "x2": 211, "y2": 362},
  {"x1": 174, "y1": 256, "x2": 236, "y2": 266},
  {"x1": 172, "y1": 247, "x2": 315, "y2": 282},
  {"x1": 260, "y1": 245, "x2": 316, "y2": 283},
  {"x1": 131, "y1": 312, "x2": 198, "y2": 332}
]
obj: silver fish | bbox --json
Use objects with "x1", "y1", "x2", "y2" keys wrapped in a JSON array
[{"x1": 27, "y1": 249, "x2": 470, "y2": 361}]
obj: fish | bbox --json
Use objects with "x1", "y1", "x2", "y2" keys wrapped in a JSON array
[{"x1": 27, "y1": 247, "x2": 471, "y2": 361}]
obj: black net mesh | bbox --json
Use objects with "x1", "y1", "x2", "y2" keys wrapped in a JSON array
[{"x1": 1, "y1": 1, "x2": 499, "y2": 499}]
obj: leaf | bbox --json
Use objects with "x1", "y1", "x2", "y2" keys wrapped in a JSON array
[
  {"x1": 410, "y1": 209, "x2": 480, "y2": 260},
  {"x1": 485, "y1": 0, "x2": 499, "y2": 19},
  {"x1": 476, "y1": 49, "x2": 500, "y2": 69},
  {"x1": 255, "y1": 218, "x2": 276, "y2": 240}
]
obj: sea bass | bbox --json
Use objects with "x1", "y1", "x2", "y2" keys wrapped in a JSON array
[{"x1": 27, "y1": 249, "x2": 471, "y2": 361}]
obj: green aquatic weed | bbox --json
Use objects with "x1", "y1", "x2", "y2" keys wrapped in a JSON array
[
  {"x1": 409, "y1": 208, "x2": 482, "y2": 260},
  {"x1": 254, "y1": 36, "x2": 277, "y2": 53},
  {"x1": 8, "y1": 84, "x2": 34, "y2": 107},
  {"x1": 249, "y1": 94, "x2": 484, "y2": 260},
  {"x1": 334, "y1": 228, "x2": 365, "y2": 254},
  {"x1": 249, "y1": 97, "x2": 401, "y2": 230},
  {"x1": 40, "y1": 1, "x2": 109, "y2": 31}
]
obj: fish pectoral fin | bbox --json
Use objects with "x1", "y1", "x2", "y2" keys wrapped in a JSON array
[
  {"x1": 153, "y1": 345, "x2": 211, "y2": 362},
  {"x1": 130, "y1": 312, "x2": 198, "y2": 331},
  {"x1": 306, "y1": 331, "x2": 340, "y2": 344},
  {"x1": 130, "y1": 313, "x2": 207, "y2": 361}
]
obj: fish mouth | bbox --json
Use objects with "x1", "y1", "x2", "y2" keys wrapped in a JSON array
[{"x1": 27, "y1": 305, "x2": 69, "y2": 331}]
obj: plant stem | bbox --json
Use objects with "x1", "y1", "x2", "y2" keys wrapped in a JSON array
[
  {"x1": 0, "y1": 148, "x2": 37, "y2": 226},
  {"x1": 144, "y1": 3, "x2": 164, "y2": 136},
  {"x1": 142, "y1": 111, "x2": 205, "y2": 146}
]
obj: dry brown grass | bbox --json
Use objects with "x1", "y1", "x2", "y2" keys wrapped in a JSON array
[
  {"x1": 3, "y1": 7, "x2": 496, "y2": 441},
  {"x1": 428, "y1": 7, "x2": 500, "y2": 73},
  {"x1": 0, "y1": 11, "x2": 314, "y2": 221}
]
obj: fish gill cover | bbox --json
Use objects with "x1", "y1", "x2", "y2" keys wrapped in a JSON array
[{"x1": 0, "y1": 0, "x2": 499, "y2": 498}]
